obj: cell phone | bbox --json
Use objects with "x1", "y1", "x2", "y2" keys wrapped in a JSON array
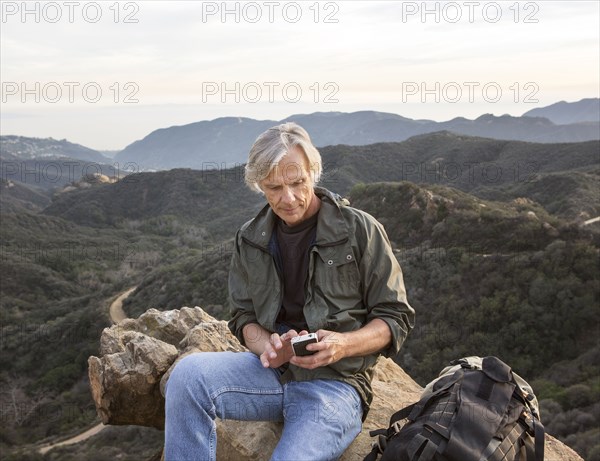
[{"x1": 291, "y1": 333, "x2": 318, "y2": 356}]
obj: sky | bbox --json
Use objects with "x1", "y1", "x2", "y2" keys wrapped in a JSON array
[{"x1": 1, "y1": 0, "x2": 599, "y2": 150}]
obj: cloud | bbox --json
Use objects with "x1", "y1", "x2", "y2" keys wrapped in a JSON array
[{"x1": 1, "y1": 1, "x2": 598, "y2": 149}]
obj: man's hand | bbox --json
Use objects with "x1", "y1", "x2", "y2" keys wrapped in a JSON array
[
  {"x1": 289, "y1": 319, "x2": 392, "y2": 370},
  {"x1": 289, "y1": 329, "x2": 348, "y2": 369},
  {"x1": 243, "y1": 323, "x2": 313, "y2": 368},
  {"x1": 259, "y1": 329, "x2": 307, "y2": 369}
]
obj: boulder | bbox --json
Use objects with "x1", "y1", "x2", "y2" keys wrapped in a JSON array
[{"x1": 88, "y1": 307, "x2": 583, "y2": 461}]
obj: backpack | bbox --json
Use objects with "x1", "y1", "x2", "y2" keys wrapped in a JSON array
[{"x1": 364, "y1": 356, "x2": 544, "y2": 461}]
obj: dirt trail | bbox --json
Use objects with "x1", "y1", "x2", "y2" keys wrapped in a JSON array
[
  {"x1": 38, "y1": 423, "x2": 106, "y2": 455},
  {"x1": 109, "y1": 286, "x2": 137, "y2": 323},
  {"x1": 37, "y1": 286, "x2": 137, "y2": 454}
]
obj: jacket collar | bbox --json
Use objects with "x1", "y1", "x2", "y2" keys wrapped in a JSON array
[{"x1": 241, "y1": 186, "x2": 350, "y2": 249}]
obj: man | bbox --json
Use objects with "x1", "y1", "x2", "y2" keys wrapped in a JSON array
[{"x1": 164, "y1": 123, "x2": 414, "y2": 461}]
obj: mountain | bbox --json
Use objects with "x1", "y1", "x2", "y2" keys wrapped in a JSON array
[
  {"x1": 318, "y1": 132, "x2": 599, "y2": 204},
  {"x1": 115, "y1": 109, "x2": 600, "y2": 170},
  {"x1": 474, "y1": 168, "x2": 600, "y2": 221},
  {"x1": 523, "y1": 98, "x2": 600, "y2": 124},
  {"x1": 114, "y1": 117, "x2": 276, "y2": 170},
  {"x1": 0, "y1": 136, "x2": 129, "y2": 191},
  {"x1": 439, "y1": 113, "x2": 598, "y2": 143},
  {"x1": 0, "y1": 155, "x2": 128, "y2": 191},
  {"x1": 42, "y1": 166, "x2": 261, "y2": 235},
  {"x1": 44, "y1": 133, "x2": 600, "y2": 231},
  {"x1": 281, "y1": 111, "x2": 432, "y2": 146},
  {"x1": 347, "y1": 181, "x2": 564, "y2": 252},
  {"x1": 0, "y1": 135, "x2": 110, "y2": 163}
]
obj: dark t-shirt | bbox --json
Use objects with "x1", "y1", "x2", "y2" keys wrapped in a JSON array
[{"x1": 275, "y1": 212, "x2": 319, "y2": 332}]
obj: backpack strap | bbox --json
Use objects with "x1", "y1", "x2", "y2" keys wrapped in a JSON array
[
  {"x1": 389, "y1": 403, "x2": 417, "y2": 426},
  {"x1": 533, "y1": 418, "x2": 545, "y2": 461},
  {"x1": 406, "y1": 424, "x2": 450, "y2": 461},
  {"x1": 513, "y1": 369, "x2": 546, "y2": 461},
  {"x1": 444, "y1": 357, "x2": 516, "y2": 461},
  {"x1": 406, "y1": 432, "x2": 441, "y2": 461},
  {"x1": 363, "y1": 438, "x2": 384, "y2": 461}
]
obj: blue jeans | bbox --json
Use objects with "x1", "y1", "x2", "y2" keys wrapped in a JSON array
[{"x1": 164, "y1": 351, "x2": 363, "y2": 461}]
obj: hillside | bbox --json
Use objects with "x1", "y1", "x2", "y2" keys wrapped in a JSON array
[
  {"x1": 0, "y1": 154, "x2": 127, "y2": 191},
  {"x1": 474, "y1": 168, "x2": 600, "y2": 221},
  {"x1": 523, "y1": 98, "x2": 600, "y2": 124},
  {"x1": 347, "y1": 181, "x2": 565, "y2": 251},
  {"x1": 319, "y1": 132, "x2": 599, "y2": 190},
  {"x1": 44, "y1": 134, "x2": 600, "y2": 233},
  {"x1": 0, "y1": 136, "x2": 110, "y2": 163},
  {"x1": 1, "y1": 179, "x2": 51, "y2": 213},
  {"x1": 0, "y1": 212, "x2": 129, "y2": 442},
  {"x1": 42, "y1": 167, "x2": 262, "y2": 237},
  {"x1": 0, "y1": 204, "x2": 177, "y2": 456},
  {"x1": 115, "y1": 111, "x2": 600, "y2": 170}
]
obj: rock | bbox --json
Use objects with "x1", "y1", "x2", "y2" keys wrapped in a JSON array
[
  {"x1": 543, "y1": 221, "x2": 560, "y2": 237},
  {"x1": 89, "y1": 331, "x2": 177, "y2": 428},
  {"x1": 88, "y1": 307, "x2": 584, "y2": 461}
]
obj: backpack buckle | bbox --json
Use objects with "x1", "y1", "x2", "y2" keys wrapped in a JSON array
[
  {"x1": 521, "y1": 409, "x2": 536, "y2": 433},
  {"x1": 389, "y1": 420, "x2": 403, "y2": 436}
]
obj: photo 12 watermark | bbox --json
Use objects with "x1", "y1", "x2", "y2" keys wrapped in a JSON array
[
  {"x1": 395, "y1": 240, "x2": 539, "y2": 266},
  {"x1": 1, "y1": 1, "x2": 140, "y2": 24},
  {"x1": 399, "y1": 2, "x2": 540, "y2": 24},
  {"x1": 394, "y1": 160, "x2": 540, "y2": 184},
  {"x1": 0, "y1": 320, "x2": 102, "y2": 350},
  {"x1": 201, "y1": 81, "x2": 340, "y2": 104},
  {"x1": 0, "y1": 160, "x2": 140, "y2": 185},
  {"x1": 200, "y1": 1, "x2": 340, "y2": 24},
  {"x1": 0, "y1": 241, "x2": 138, "y2": 265},
  {"x1": 401, "y1": 81, "x2": 540, "y2": 104},
  {"x1": 1, "y1": 81, "x2": 140, "y2": 104},
  {"x1": 0, "y1": 397, "x2": 98, "y2": 426}
]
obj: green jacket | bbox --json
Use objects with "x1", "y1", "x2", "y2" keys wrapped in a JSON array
[{"x1": 228, "y1": 187, "x2": 415, "y2": 415}]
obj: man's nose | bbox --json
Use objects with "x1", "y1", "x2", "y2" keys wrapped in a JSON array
[{"x1": 281, "y1": 186, "x2": 295, "y2": 204}]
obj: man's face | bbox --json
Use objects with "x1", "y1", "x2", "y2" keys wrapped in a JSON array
[{"x1": 259, "y1": 145, "x2": 316, "y2": 227}]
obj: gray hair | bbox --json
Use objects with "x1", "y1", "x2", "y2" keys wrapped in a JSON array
[{"x1": 244, "y1": 122, "x2": 322, "y2": 193}]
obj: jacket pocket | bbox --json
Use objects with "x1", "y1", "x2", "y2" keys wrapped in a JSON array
[{"x1": 311, "y1": 244, "x2": 366, "y2": 331}]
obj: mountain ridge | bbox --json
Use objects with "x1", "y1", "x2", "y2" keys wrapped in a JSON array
[
  {"x1": 42, "y1": 133, "x2": 600, "y2": 231},
  {"x1": 114, "y1": 104, "x2": 600, "y2": 170},
  {"x1": 523, "y1": 98, "x2": 600, "y2": 124},
  {"x1": 0, "y1": 135, "x2": 110, "y2": 163}
]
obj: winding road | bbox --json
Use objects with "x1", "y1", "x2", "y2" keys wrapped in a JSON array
[
  {"x1": 109, "y1": 286, "x2": 137, "y2": 323},
  {"x1": 38, "y1": 423, "x2": 106, "y2": 455},
  {"x1": 37, "y1": 286, "x2": 137, "y2": 455}
]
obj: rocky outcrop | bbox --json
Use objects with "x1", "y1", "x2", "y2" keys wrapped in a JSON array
[{"x1": 88, "y1": 307, "x2": 583, "y2": 461}]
